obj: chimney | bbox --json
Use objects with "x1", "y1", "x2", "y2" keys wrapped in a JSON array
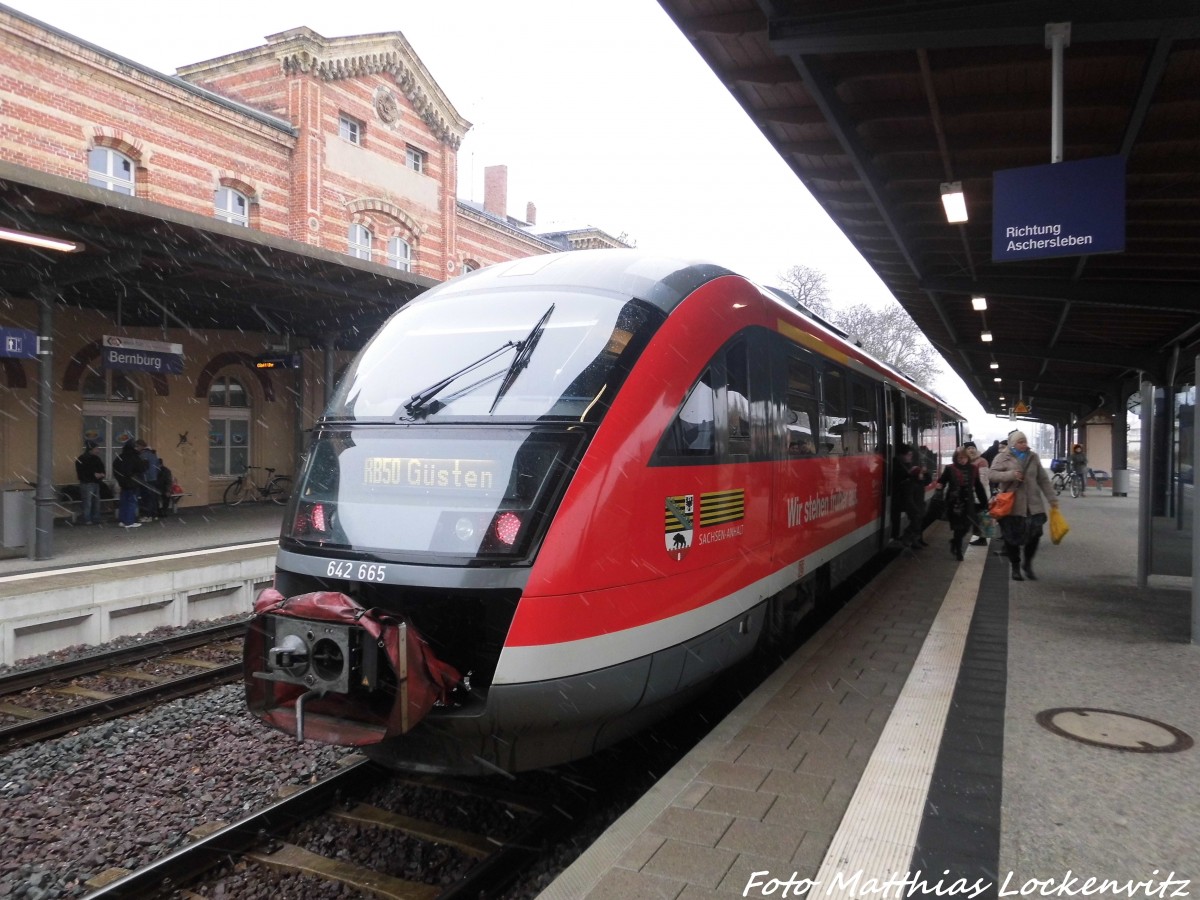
[
  {"x1": 484, "y1": 165, "x2": 508, "y2": 219},
  {"x1": 526, "y1": 202, "x2": 537, "y2": 225}
]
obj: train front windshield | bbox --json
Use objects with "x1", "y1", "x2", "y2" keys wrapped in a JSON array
[
  {"x1": 285, "y1": 288, "x2": 662, "y2": 562},
  {"x1": 325, "y1": 289, "x2": 657, "y2": 422}
]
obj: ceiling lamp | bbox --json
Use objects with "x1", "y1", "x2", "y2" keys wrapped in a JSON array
[
  {"x1": 981, "y1": 330, "x2": 993, "y2": 342},
  {"x1": 972, "y1": 296, "x2": 988, "y2": 311},
  {"x1": 0, "y1": 226, "x2": 82, "y2": 253},
  {"x1": 940, "y1": 182, "x2": 968, "y2": 223},
  {"x1": 994, "y1": 377, "x2": 1002, "y2": 383},
  {"x1": 990, "y1": 362, "x2": 1000, "y2": 369}
]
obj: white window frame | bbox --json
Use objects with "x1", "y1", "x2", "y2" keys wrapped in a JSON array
[
  {"x1": 405, "y1": 145, "x2": 425, "y2": 174},
  {"x1": 348, "y1": 224, "x2": 373, "y2": 260},
  {"x1": 208, "y1": 375, "x2": 251, "y2": 478},
  {"x1": 339, "y1": 115, "x2": 362, "y2": 145},
  {"x1": 214, "y1": 187, "x2": 250, "y2": 226},
  {"x1": 386, "y1": 236, "x2": 412, "y2": 272},
  {"x1": 88, "y1": 147, "x2": 135, "y2": 195}
]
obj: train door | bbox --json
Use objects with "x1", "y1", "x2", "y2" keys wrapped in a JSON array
[{"x1": 886, "y1": 386, "x2": 907, "y2": 539}]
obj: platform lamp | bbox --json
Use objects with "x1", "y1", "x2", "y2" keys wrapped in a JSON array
[
  {"x1": 940, "y1": 182, "x2": 968, "y2": 223},
  {"x1": 0, "y1": 226, "x2": 82, "y2": 253},
  {"x1": 971, "y1": 296, "x2": 987, "y2": 311}
]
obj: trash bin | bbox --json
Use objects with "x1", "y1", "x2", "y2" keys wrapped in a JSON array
[
  {"x1": 1, "y1": 488, "x2": 33, "y2": 548},
  {"x1": 1112, "y1": 469, "x2": 1130, "y2": 497}
]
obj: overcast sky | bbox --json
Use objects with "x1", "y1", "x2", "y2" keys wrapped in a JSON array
[{"x1": 13, "y1": 0, "x2": 1018, "y2": 441}]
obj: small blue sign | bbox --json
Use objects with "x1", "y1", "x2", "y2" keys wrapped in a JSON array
[
  {"x1": 0, "y1": 326, "x2": 37, "y2": 359},
  {"x1": 102, "y1": 346, "x2": 183, "y2": 374},
  {"x1": 993, "y1": 155, "x2": 1125, "y2": 262}
]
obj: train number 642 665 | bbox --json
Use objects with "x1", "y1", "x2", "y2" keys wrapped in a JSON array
[{"x1": 326, "y1": 560, "x2": 388, "y2": 582}]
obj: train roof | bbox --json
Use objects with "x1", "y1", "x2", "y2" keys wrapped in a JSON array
[
  {"x1": 422, "y1": 249, "x2": 732, "y2": 315},
  {"x1": 420, "y1": 249, "x2": 965, "y2": 421}
]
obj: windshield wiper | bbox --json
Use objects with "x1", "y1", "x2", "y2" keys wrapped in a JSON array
[
  {"x1": 489, "y1": 304, "x2": 555, "y2": 414},
  {"x1": 402, "y1": 340, "x2": 517, "y2": 416}
]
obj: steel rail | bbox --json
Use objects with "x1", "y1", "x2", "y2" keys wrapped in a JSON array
[
  {"x1": 0, "y1": 661, "x2": 242, "y2": 752},
  {"x1": 83, "y1": 758, "x2": 385, "y2": 900},
  {"x1": 0, "y1": 620, "x2": 247, "y2": 695}
]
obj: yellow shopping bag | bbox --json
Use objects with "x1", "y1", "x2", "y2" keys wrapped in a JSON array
[{"x1": 1049, "y1": 506, "x2": 1070, "y2": 545}]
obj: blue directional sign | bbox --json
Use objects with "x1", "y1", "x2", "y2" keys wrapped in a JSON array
[
  {"x1": 0, "y1": 326, "x2": 37, "y2": 359},
  {"x1": 993, "y1": 155, "x2": 1125, "y2": 262}
]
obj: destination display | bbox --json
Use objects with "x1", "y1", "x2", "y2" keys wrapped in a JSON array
[
  {"x1": 992, "y1": 155, "x2": 1125, "y2": 262},
  {"x1": 363, "y1": 456, "x2": 499, "y2": 490}
]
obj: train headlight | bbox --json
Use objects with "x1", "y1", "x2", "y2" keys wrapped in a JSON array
[{"x1": 454, "y1": 517, "x2": 476, "y2": 542}]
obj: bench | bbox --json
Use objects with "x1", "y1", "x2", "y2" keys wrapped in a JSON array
[{"x1": 53, "y1": 483, "x2": 193, "y2": 522}]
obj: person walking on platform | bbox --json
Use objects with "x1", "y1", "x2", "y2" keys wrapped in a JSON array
[
  {"x1": 112, "y1": 439, "x2": 146, "y2": 529},
  {"x1": 1069, "y1": 442, "x2": 1088, "y2": 495},
  {"x1": 74, "y1": 440, "x2": 106, "y2": 525},
  {"x1": 937, "y1": 446, "x2": 989, "y2": 561},
  {"x1": 989, "y1": 430, "x2": 1058, "y2": 581},
  {"x1": 964, "y1": 441, "x2": 991, "y2": 546},
  {"x1": 982, "y1": 439, "x2": 1001, "y2": 466}
]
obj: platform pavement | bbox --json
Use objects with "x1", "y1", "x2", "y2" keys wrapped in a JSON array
[
  {"x1": 541, "y1": 481, "x2": 1200, "y2": 899},
  {"x1": 0, "y1": 502, "x2": 288, "y2": 577}
]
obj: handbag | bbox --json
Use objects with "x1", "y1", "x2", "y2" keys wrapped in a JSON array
[
  {"x1": 1049, "y1": 506, "x2": 1070, "y2": 544},
  {"x1": 928, "y1": 486, "x2": 946, "y2": 521},
  {"x1": 989, "y1": 490, "x2": 1015, "y2": 519}
]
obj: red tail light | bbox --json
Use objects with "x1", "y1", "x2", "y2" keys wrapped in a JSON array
[
  {"x1": 493, "y1": 511, "x2": 522, "y2": 546},
  {"x1": 293, "y1": 501, "x2": 330, "y2": 537}
]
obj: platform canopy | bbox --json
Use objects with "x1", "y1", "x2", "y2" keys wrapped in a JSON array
[
  {"x1": 658, "y1": 1, "x2": 1200, "y2": 423},
  {"x1": 0, "y1": 162, "x2": 436, "y2": 350}
]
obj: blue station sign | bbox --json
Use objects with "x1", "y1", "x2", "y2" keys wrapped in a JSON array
[
  {"x1": 101, "y1": 334, "x2": 184, "y2": 374},
  {"x1": 0, "y1": 326, "x2": 38, "y2": 359},
  {"x1": 992, "y1": 155, "x2": 1126, "y2": 262}
]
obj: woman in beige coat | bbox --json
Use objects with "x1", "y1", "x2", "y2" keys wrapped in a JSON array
[{"x1": 988, "y1": 430, "x2": 1059, "y2": 581}]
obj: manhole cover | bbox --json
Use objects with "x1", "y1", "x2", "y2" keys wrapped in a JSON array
[{"x1": 1036, "y1": 707, "x2": 1193, "y2": 753}]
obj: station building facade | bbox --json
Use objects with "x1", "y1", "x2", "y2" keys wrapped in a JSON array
[{"x1": 0, "y1": 9, "x2": 624, "y2": 514}]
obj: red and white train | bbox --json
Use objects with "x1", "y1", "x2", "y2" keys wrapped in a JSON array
[{"x1": 245, "y1": 250, "x2": 965, "y2": 775}]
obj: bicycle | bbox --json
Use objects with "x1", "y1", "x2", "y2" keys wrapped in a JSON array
[
  {"x1": 223, "y1": 466, "x2": 292, "y2": 506},
  {"x1": 1052, "y1": 469, "x2": 1083, "y2": 498}
]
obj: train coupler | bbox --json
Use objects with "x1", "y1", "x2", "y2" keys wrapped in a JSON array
[{"x1": 244, "y1": 588, "x2": 461, "y2": 746}]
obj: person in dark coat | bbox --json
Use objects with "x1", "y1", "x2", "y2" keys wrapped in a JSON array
[
  {"x1": 134, "y1": 439, "x2": 161, "y2": 521},
  {"x1": 964, "y1": 441, "x2": 991, "y2": 546},
  {"x1": 891, "y1": 443, "x2": 928, "y2": 548},
  {"x1": 74, "y1": 440, "x2": 106, "y2": 525},
  {"x1": 111, "y1": 439, "x2": 146, "y2": 528},
  {"x1": 1069, "y1": 443, "x2": 1088, "y2": 495},
  {"x1": 937, "y1": 446, "x2": 989, "y2": 560},
  {"x1": 982, "y1": 439, "x2": 1002, "y2": 466}
]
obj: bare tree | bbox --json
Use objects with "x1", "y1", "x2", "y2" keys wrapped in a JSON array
[
  {"x1": 831, "y1": 303, "x2": 942, "y2": 388},
  {"x1": 778, "y1": 264, "x2": 832, "y2": 317},
  {"x1": 775, "y1": 265, "x2": 942, "y2": 389}
]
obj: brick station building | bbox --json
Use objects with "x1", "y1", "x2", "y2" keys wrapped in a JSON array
[{"x1": 0, "y1": 7, "x2": 625, "y2": 525}]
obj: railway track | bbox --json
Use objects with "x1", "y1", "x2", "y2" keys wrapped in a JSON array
[
  {"x1": 84, "y1": 757, "x2": 572, "y2": 899},
  {"x1": 0, "y1": 620, "x2": 246, "y2": 752}
]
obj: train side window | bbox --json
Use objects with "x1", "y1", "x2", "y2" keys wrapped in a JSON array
[
  {"x1": 785, "y1": 353, "x2": 818, "y2": 456},
  {"x1": 663, "y1": 369, "x2": 716, "y2": 456},
  {"x1": 849, "y1": 378, "x2": 878, "y2": 454},
  {"x1": 821, "y1": 367, "x2": 848, "y2": 455},
  {"x1": 725, "y1": 340, "x2": 751, "y2": 449}
]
